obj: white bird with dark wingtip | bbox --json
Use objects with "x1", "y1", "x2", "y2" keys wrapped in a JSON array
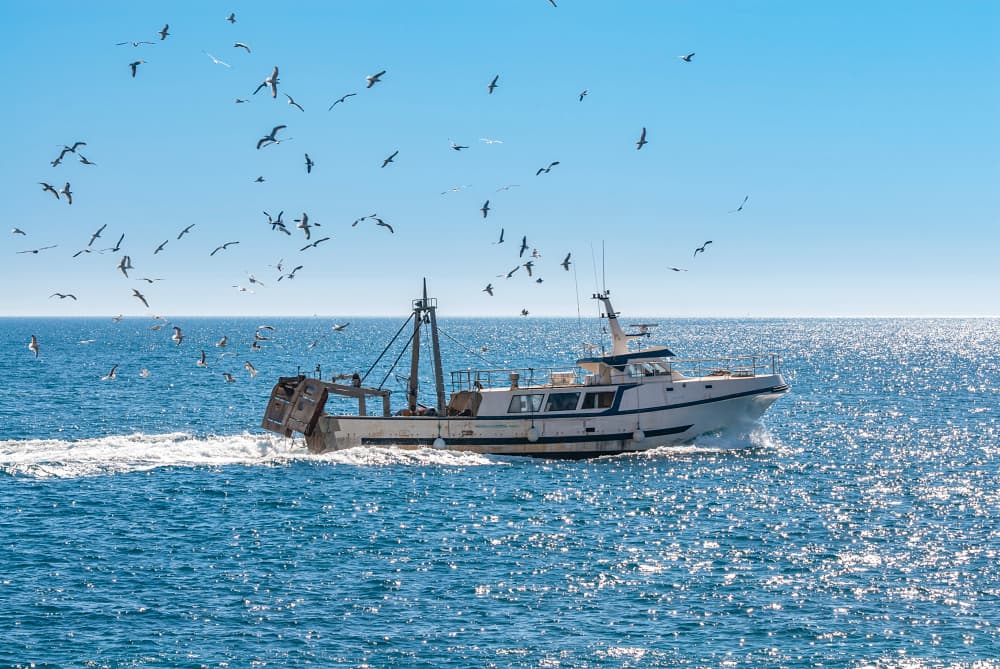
[
  {"x1": 129, "y1": 60, "x2": 146, "y2": 78},
  {"x1": 59, "y1": 182, "x2": 73, "y2": 204},
  {"x1": 285, "y1": 93, "x2": 304, "y2": 111},
  {"x1": 233, "y1": 42, "x2": 251, "y2": 53},
  {"x1": 245, "y1": 361, "x2": 258, "y2": 378},
  {"x1": 366, "y1": 70, "x2": 385, "y2": 88},
  {"x1": 332, "y1": 322, "x2": 350, "y2": 331},
  {"x1": 253, "y1": 66, "x2": 280, "y2": 97},
  {"x1": 132, "y1": 289, "x2": 149, "y2": 308},
  {"x1": 102, "y1": 364, "x2": 118, "y2": 381},
  {"x1": 171, "y1": 326, "x2": 184, "y2": 345},
  {"x1": 28, "y1": 335, "x2": 40, "y2": 357},
  {"x1": 197, "y1": 350, "x2": 208, "y2": 367},
  {"x1": 256, "y1": 124, "x2": 286, "y2": 150},
  {"x1": 216, "y1": 335, "x2": 228, "y2": 348}
]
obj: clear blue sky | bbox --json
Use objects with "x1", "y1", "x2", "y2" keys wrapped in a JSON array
[{"x1": 3, "y1": 1, "x2": 998, "y2": 317}]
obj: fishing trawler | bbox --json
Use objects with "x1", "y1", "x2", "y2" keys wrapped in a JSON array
[{"x1": 261, "y1": 281, "x2": 789, "y2": 458}]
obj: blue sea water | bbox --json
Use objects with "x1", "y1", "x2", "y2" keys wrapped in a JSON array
[{"x1": 1, "y1": 316, "x2": 998, "y2": 668}]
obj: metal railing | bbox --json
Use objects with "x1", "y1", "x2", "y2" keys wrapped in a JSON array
[
  {"x1": 662, "y1": 354, "x2": 782, "y2": 380},
  {"x1": 449, "y1": 367, "x2": 584, "y2": 393}
]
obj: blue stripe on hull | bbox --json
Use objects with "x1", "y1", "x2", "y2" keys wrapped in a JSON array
[{"x1": 359, "y1": 424, "x2": 693, "y2": 448}]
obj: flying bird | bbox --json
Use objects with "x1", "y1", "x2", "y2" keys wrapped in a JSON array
[
  {"x1": 197, "y1": 350, "x2": 208, "y2": 367},
  {"x1": 493, "y1": 228, "x2": 505, "y2": 245},
  {"x1": 304, "y1": 153, "x2": 314, "y2": 173},
  {"x1": 59, "y1": 182, "x2": 73, "y2": 204},
  {"x1": 102, "y1": 364, "x2": 118, "y2": 381},
  {"x1": 294, "y1": 212, "x2": 312, "y2": 239},
  {"x1": 78, "y1": 154, "x2": 97, "y2": 166},
  {"x1": 237, "y1": 99, "x2": 249, "y2": 104},
  {"x1": 729, "y1": 195, "x2": 749, "y2": 213},
  {"x1": 668, "y1": 266, "x2": 688, "y2": 272},
  {"x1": 679, "y1": 52, "x2": 695, "y2": 62},
  {"x1": 226, "y1": 12, "x2": 236, "y2": 23},
  {"x1": 233, "y1": 42, "x2": 251, "y2": 53},
  {"x1": 116, "y1": 255, "x2": 133, "y2": 277},
  {"x1": 171, "y1": 326, "x2": 184, "y2": 345},
  {"x1": 223, "y1": 372, "x2": 236, "y2": 383},
  {"x1": 254, "y1": 175, "x2": 264, "y2": 181},
  {"x1": 328, "y1": 92, "x2": 357, "y2": 110},
  {"x1": 366, "y1": 70, "x2": 385, "y2": 88},
  {"x1": 211, "y1": 241, "x2": 240, "y2": 256},
  {"x1": 373, "y1": 218, "x2": 394, "y2": 234},
  {"x1": 579, "y1": 90, "x2": 588, "y2": 101},
  {"x1": 132, "y1": 289, "x2": 149, "y2": 308},
  {"x1": 39, "y1": 182, "x2": 59, "y2": 200},
  {"x1": 245, "y1": 361, "x2": 258, "y2": 378},
  {"x1": 450, "y1": 141, "x2": 468, "y2": 151},
  {"x1": 519, "y1": 236, "x2": 528, "y2": 257},
  {"x1": 11, "y1": 227, "x2": 26, "y2": 235},
  {"x1": 480, "y1": 138, "x2": 503, "y2": 144},
  {"x1": 536, "y1": 161, "x2": 559, "y2": 175},
  {"x1": 153, "y1": 239, "x2": 168, "y2": 254},
  {"x1": 636, "y1": 127, "x2": 647, "y2": 150},
  {"x1": 216, "y1": 336, "x2": 228, "y2": 348},
  {"x1": 481, "y1": 200, "x2": 490, "y2": 218},
  {"x1": 521, "y1": 308, "x2": 529, "y2": 317},
  {"x1": 109, "y1": 233, "x2": 125, "y2": 252},
  {"x1": 285, "y1": 93, "x2": 304, "y2": 111},
  {"x1": 487, "y1": 74, "x2": 499, "y2": 94},
  {"x1": 332, "y1": 322, "x2": 350, "y2": 331},
  {"x1": 253, "y1": 66, "x2": 280, "y2": 98},
  {"x1": 50, "y1": 293, "x2": 77, "y2": 300},
  {"x1": 561, "y1": 253, "x2": 571, "y2": 271},
  {"x1": 300, "y1": 236, "x2": 331, "y2": 251},
  {"x1": 117, "y1": 40, "x2": 155, "y2": 47},
  {"x1": 693, "y1": 241, "x2": 713, "y2": 258},
  {"x1": 204, "y1": 52, "x2": 231, "y2": 68},
  {"x1": 157, "y1": 24, "x2": 169, "y2": 40},
  {"x1": 496, "y1": 184, "x2": 520, "y2": 192},
  {"x1": 523, "y1": 260, "x2": 534, "y2": 277},
  {"x1": 381, "y1": 150, "x2": 398, "y2": 168},
  {"x1": 483, "y1": 283, "x2": 494, "y2": 296},
  {"x1": 28, "y1": 335, "x2": 40, "y2": 357},
  {"x1": 505, "y1": 265, "x2": 520, "y2": 278},
  {"x1": 88, "y1": 224, "x2": 107, "y2": 247},
  {"x1": 129, "y1": 60, "x2": 146, "y2": 78},
  {"x1": 256, "y1": 124, "x2": 287, "y2": 149},
  {"x1": 177, "y1": 223, "x2": 195, "y2": 239},
  {"x1": 17, "y1": 245, "x2": 57, "y2": 254}
]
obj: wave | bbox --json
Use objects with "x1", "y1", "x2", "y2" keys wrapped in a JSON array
[{"x1": 0, "y1": 432, "x2": 502, "y2": 479}]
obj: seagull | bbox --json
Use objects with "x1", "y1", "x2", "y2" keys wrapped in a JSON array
[
  {"x1": 78, "y1": 154, "x2": 97, "y2": 166},
  {"x1": 11, "y1": 227, "x2": 26, "y2": 235},
  {"x1": 211, "y1": 241, "x2": 240, "y2": 256},
  {"x1": 483, "y1": 283, "x2": 494, "y2": 296},
  {"x1": 579, "y1": 89, "x2": 588, "y2": 101},
  {"x1": 300, "y1": 236, "x2": 331, "y2": 251},
  {"x1": 547, "y1": 0, "x2": 557, "y2": 6},
  {"x1": 216, "y1": 336, "x2": 228, "y2": 347},
  {"x1": 480, "y1": 138, "x2": 503, "y2": 144},
  {"x1": 171, "y1": 326, "x2": 184, "y2": 345},
  {"x1": 487, "y1": 74, "x2": 499, "y2": 94},
  {"x1": 366, "y1": 70, "x2": 385, "y2": 88},
  {"x1": 494, "y1": 228, "x2": 505, "y2": 245},
  {"x1": 373, "y1": 218, "x2": 394, "y2": 234},
  {"x1": 117, "y1": 40, "x2": 155, "y2": 47},
  {"x1": 535, "y1": 278, "x2": 543, "y2": 284},
  {"x1": 129, "y1": 60, "x2": 146, "y2": 78},
  {"x1": 693, "y1": 241, "x2": 713, "y2": 258},
  {"x1": 138, "y1": 277, "x2": 163, "y2": 283},
  {"x1": 157, "y1": 24, "x2": 169, "y2": 40},
  {"x1": 496, "y1": 184, "x2": 520, "y2": 192},
  {"x1": 636, "y1": 127, "x2": 647, "y2": 150},
  {"x1": 561, "y1": 253, "x2": 571, "y2": 271},
  {"x1": 132, "y1": 289, "x2": 149, "y2": 308},
  {"x1": 521, "y1": 309, "x2": 529, "y2": 317},
  {"x1": 450, "y1": 141, "x2": 469, "y2": 151},
  {"x1": 304, "y1": 153, "x2": 314, "y2": 173},
  {"x1": 257, "y1": 324, "x2": 275, "y2": 331},
  {"x1": 101, "y1": 364, "x2": 118, "y2": 381},
  {"x1": 729, "y1": 195, "x2": 749, "y2": 213},
  {"x1": 668, "y1": 266, "x2": 688, "y2": 272},
  {"x1": 245, "y1": 361, "x2": 258, "y2": 378},
  {"x1": 519, "y1": 236, "x2": 528, "y2": 257},
  {"x1": 17, "y1": 245, "x2": 57, "y2": 254},
  {"x1": 39, "y1": 182, "x2": 59, "y2": 200},
  {"x1": 253, "y1": 66, "x2": 280, "y2": 98},
  {"x1": 381, "y1": 150, "x2": 398, "y2": 168},
  {"x1": 352, "y1": 213, "x2": 376, "y2": 226},
  {"x1": 285, "y1": 93, "x2": 304, "y2": 111},
  {"x1": 88, "y1": 224, "x2": 107, "y2": 247},
  {"x1": 679, "y1": 52, "x2": 695, "y2": 62},
  {"x1": 72, "y1": 249, "x2": 93, "y2": 258},
  {"x1": 109, "y1": 233, "x2": 125, "y2": 252},
  {"x1": 177, "y1": 223, "x2": 195, "y2": 239},
  {"x1": 536, "y1": 161, "x2": 559, "y2": 175},
  {"x1": 226, "y1": 12, "x2": 236, "y2": 23},
  {"x1": 140, "y1": 368, "x2": 150, "y2": 378},
  {"x1": 481, "y1": 200, "x2": 490, "y2": 218},
  {"x1": 440, "y1": 185, "x2": 471, "y2": 195},
  {"x1": 28, "y1": 335, "x2": 40, "y2": 357},
  {"x1": 237, "y1": 99, "x2": 250, "y2": 104},
  {"x1": 197, "y1": 349, "x2": 208, "y2": 367},
  {"x1": 505, "y1": 265, "x2": 520, "y2": 278},
  {"x1": 248, "y1": 274, "x2": 265, "y2": 287},
  {"x1": 117, "y1": 255, "x2": 133, "y2": 277},
  {"x1": 254, "y1": 175, "x2": 264, "y2": 181},
  {"x1": 112, "y1": 315, "x2": 123, "y2": 324},
  {"x1": 204, "y1": 52, "x2": 231, "y2": 68},
  {"x1": 294, "y1": 212, "x2": 312, "y2": 239},
  {"x1": 59, "y1": 182, "x2": 73, "y2": 204},
  {"x1": 50, "y1": 292, "x2": 77, "y2": 300},
  {"x1": 256, "y1": 124, "x2": 286, "y2": 149},
  {"x1": 233, "y1": 42, "x2": 251, "y2": 53},
  {"x1": 223, "y1": 372, "x2": 236, "y2": 383},
  {"x1": 328, "y1": 93, "x2": 357, "y2": 110},
  {"x1": 523, "y1": 261, "x2": 534, "y2": 277},
  {"x1": 153, "y1": 239, "x2": 168, "y2": 254},
  {"x1": 332, "y1": 322, "x2": 350, "y2": 331}
]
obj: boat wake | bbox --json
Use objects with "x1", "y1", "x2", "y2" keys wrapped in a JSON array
[{"x1": 0, "y1": 432, "x2": 504, "y2": 479}]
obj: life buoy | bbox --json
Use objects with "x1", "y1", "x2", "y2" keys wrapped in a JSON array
[{"x1": 526, "y1": 427, "x2": 540, "y2": 442}]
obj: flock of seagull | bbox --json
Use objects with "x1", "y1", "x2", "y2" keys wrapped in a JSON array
[{"x1": 19, "y1": 6, "x2": 749, "y2": 382}]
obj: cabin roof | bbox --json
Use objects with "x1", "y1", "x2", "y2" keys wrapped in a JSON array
[{"x1": 575, "y1": 346, "x2": 674, "y2": 368}]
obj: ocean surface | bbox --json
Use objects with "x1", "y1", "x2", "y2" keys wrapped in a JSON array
[{"x1": 1, "y1": 316, "x2": 998, "y2": 668}]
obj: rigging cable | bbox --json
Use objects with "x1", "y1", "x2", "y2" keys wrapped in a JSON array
[
  {"x1": 437, "y1": 326, "x2": 499, "y2": 367},
  {"x1": 361, "y1": 312, "x2": 414, "y2": 384},
  {"x1": 377, "y1": 325, "x2": 420, "y2": 391}
]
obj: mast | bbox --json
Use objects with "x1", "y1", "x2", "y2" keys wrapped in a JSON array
[
  {"x1": 593, "y1": 290, "x2": 642, "y2": 357},
  {"x1": 407, "y1": 287, "x2": 423, "y2": 413},
  {"x1": 408, "y1": 279, "x2": 446, "y2": 414}
]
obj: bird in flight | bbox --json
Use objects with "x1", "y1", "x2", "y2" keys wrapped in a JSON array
[
  {"x1": 481, "y1": 200, "x2": 490, "y2": 219},
  {"x1": 366, "y1": 70, "x2": 386, "y2": 88},
  {"x1": 294, "y1": 212, "x2": 313, "y2": 239},
  {"x1": 254, "y1": 175, "x2": 264, "y2": 182},
  {"x1": 496, "y1": 184, "x2": 520, "y2": 192},
  {"x1": 519, "y1": 236, "x2": 529, "y2": 257},
  {"x1": 300, "y1": 237, "x2": 331, "y2": 251},
  {"x1": 28, "y1": 335, "x2": 40, "y2": 358},
  {"x1": 236, "y1": 98, "x2": 249, "y2": 104},
  {"x1": 197, "y1": 350, "x2": 208, "y2": 367},
  {"x1": 226, "y1": 12, "x2": 236, "y2": 23},
  {"x1": 729, "y1": 195, "x2": 749, "y2": 213},
  {"x1": 679, "y1": 52, "x2": 695, "y2": 62},
  {"x1": 39, "y1": 182, "x2": 59, "y2": 200},
  {"x1": 88, "y1": 224, "x2": 107, "y2": 247},
  {"x1": 332, "y1": 322, "x2": 350, "y2": 331},
  {"x1": 256, "y1": 124, "x2": 287, "y2": 149},
  {"x1": 177, "y1": 223, "x2": 195, "y2": 240},
  {"x1": 129, "y1": 60, "x2": 146, "y2": 78},
  {"x1": 536, "y1": 161, "x2": 559, "y2": 175},
  {"x1": 245, "y1": 361, "x2": 258, "y2": 378},
  {"x1": 521, "y1": 308, "x2": 529, "y2": 317},
  {"x1": 381, "y1": 150, "x2": 398, "y2": 168},
  {"x1": 109, "y1": 233, "x2": 125, "y2": 252},
  {"x1": 494, "y1": 228, "x2": 505, "y2": 245},
  {"x1": 50, "y1": 293, "x2": 77, "y2": 300},
  {"x1": 487, "y1": 74, "x2": 499, "y2": 94},
  {"x1": 450, "y1": 141, "x2": 469, "y2": 151},
  {"x1": 223, "y1": 372, "x2": 236, "y2": 383},
  {"x1": 11, "y1": 227, "x2": 26, "y2": 235},
  {"x1": 253, "y1": 66, "x2": 280, "y2": 98},
  {"x1": 117, "y1": 255, "x2": 133, "y2": 277},
  {"x1": 285, "y1": 93, "x2": 304, "y2": 111},
  {"x1": 79, "y1": 154, "x2": 97, "y2": 166},
  {"x1": 693, "y1": 241, "x2": 713, "y2": 258},
  {"x1": 233, "y1": 42, "x2": 251, "y2": 53},
  {"x1": 483, "y1": 283, "x2": 494, "y2": 296},
  {"x1": 304, "y1": 153, "x2": 314, "y2": 173},
  {"x1": 171, "y1": 326, "x2": 184, "y2": 345},
  {"x1": 153, "y1": 239, "x2": 168, "y2": 255},
  {"x1": 373, "y1": 217, "x2": 394, "y2": 234},
  {"x1": 579, "y1": 90, "x2": 588, "y2": 101},
  {"x1": 117, "y1": 40, "x2": 155, "y2": 47},
  {"x1": 211, "y1": 241, "x2": 240, "y2": 256},
  {"x1": 561, "y1": 253, "x2": 571, "y2": 271},
  {"x1": 102, "y1": 364, "x2": 119, "y2": 381},
  {"x1": 59, "y1": 182, "x2": 73, "y2": 205},
  {"x1": 668, "y1": 266, "x2": 688, "y2": 272},
  {"x1": 523, "y1": 261, "x2": 534, "y2": 277},
  {"x1": 328, "y1": 93, "x2": 357, "y2": 110},
  {"x1": 204, "y1": 52, "x2": 231, "y2": 68},
  {"x1": 157, "y1": 24, "x2": 169, "y2": 40},
  {"x1": 17, "y1": 245, "x2": 57, "y2": 255},
  {"x1": 504, "y1": 265, "x2": 520, "y2": 279},
  {"x1": 636, "y1": 127, "x2": 647, "y2": 150},
  {"x1": 132, "y1": 289, "x2": 149, "y2": 308}
]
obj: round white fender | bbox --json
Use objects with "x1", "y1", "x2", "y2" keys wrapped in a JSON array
[
  {"x1": 527, "y1": 427, "x2": 540, "y2": 442},
  {"x1": 432, "y1": 437, "x2": 446, "y2": 449},
  {"x1": 632, "y1": 429, "x2": 645, "y2": 442}
]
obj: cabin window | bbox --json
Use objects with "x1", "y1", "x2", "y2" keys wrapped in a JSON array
[
  {"x1": 544, "y1": 392, "x2": 580, "y2": 412},
  {"x1": 507, "y1": 394, "x2": 543, "y2": 413},
  {"x1": 581, "y1": 391, "x2": 615, "y2": 409}
]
